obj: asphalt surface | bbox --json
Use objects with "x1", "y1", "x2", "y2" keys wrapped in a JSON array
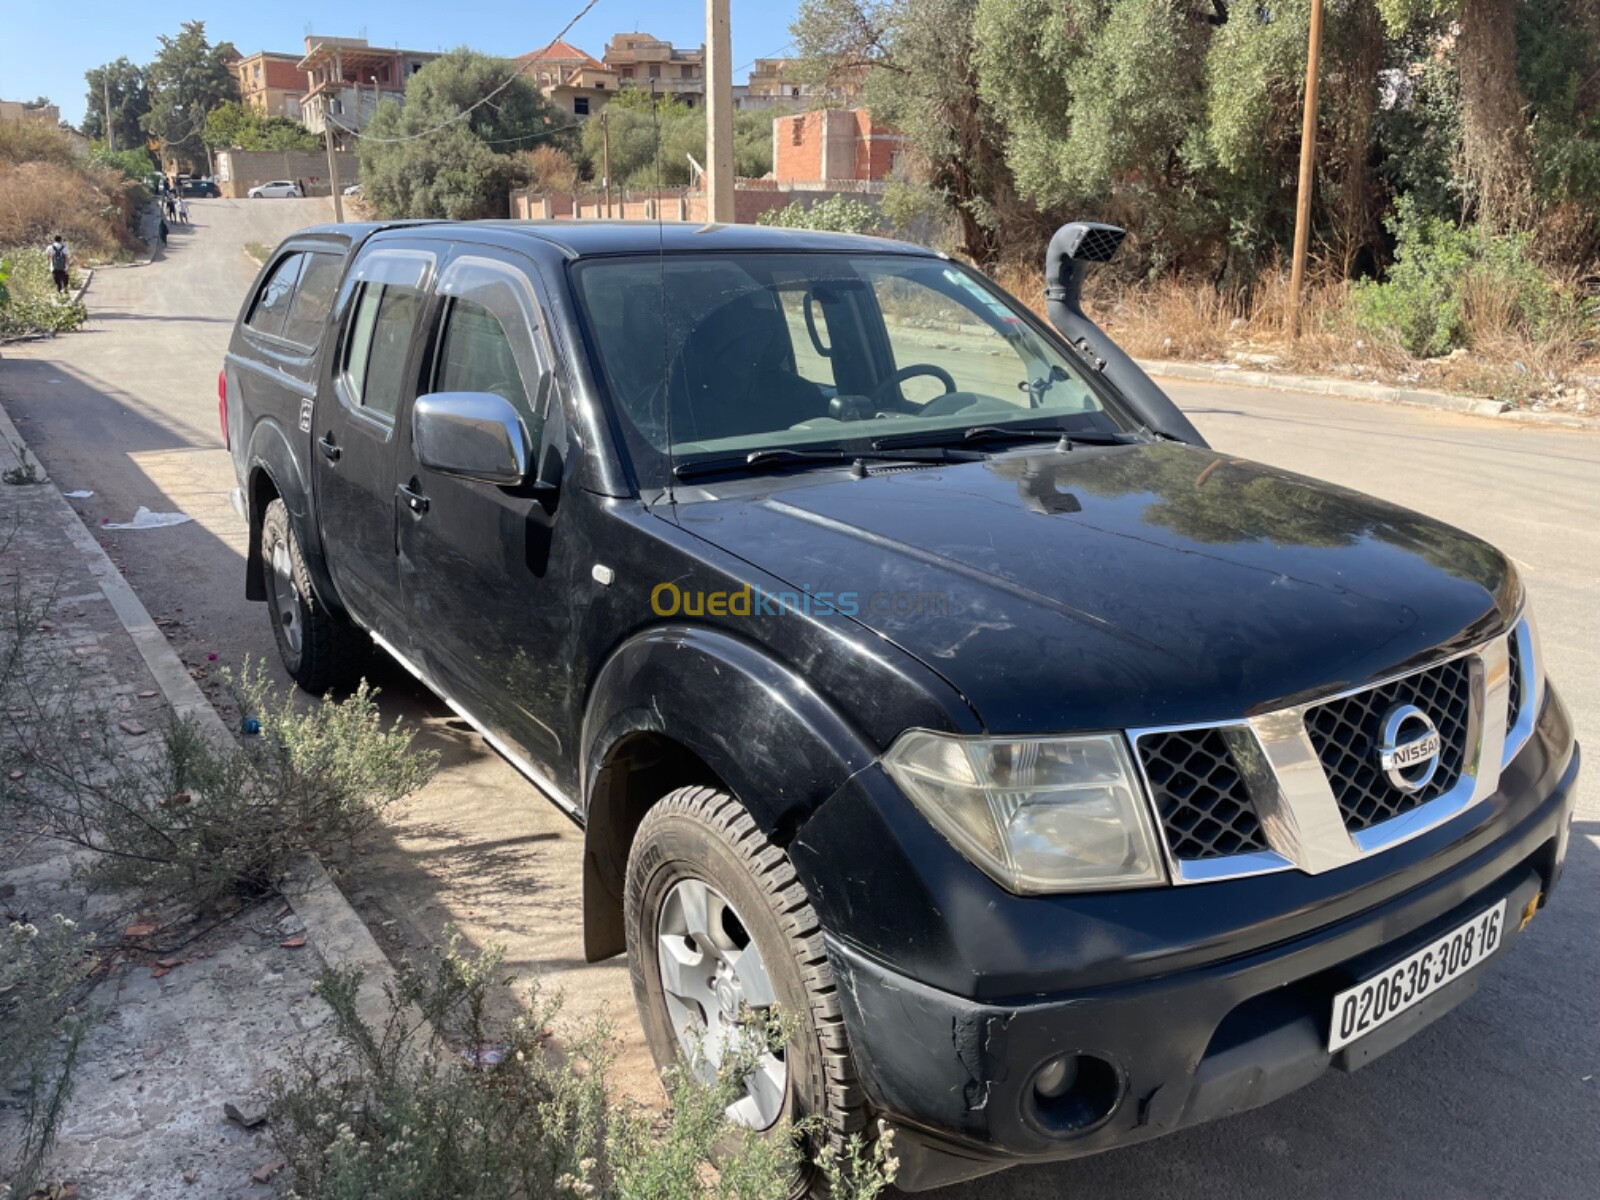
[{"x1": 1, "y1": 199, "x2": 1595, "y2": 1198}]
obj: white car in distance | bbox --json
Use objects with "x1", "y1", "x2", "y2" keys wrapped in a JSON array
[{"x1": 248, "y1": 181, "x2": 304, "y2": 199}]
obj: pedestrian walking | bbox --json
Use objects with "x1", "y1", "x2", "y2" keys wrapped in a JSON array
[
  {"x1": 157, "y1": 216, "x2": 168, "y2": 247},
  {"x1": 46, "y1": 234, "x2": 70, "y2": 294},
  {"x1": 177, "y1": 197, "x2": 190, "y2": 224},
  {"x1": 165, "y1": 194, "x2": 177, "y2": 221}
]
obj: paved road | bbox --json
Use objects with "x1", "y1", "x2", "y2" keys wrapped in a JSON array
[{"x1": 1, "y1": 203, "x2": 1595, "y2": 1197}]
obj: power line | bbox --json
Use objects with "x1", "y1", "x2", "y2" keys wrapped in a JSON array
[
  {"x1": 733, "y1": 41, "x2": 794, "y2": 77},
  {"x1": 324, "y1": 0, "x2": 603, "y2": 145}
]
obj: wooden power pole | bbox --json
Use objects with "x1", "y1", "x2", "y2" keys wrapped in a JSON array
[
  {"x1": 325, "y1": 120, "x2": 345, "y2": 223},
  {"x1": 1286, "y1": 0, "x2": 1325, "y2": 337},
  {"x1": 705, "y1": 0, "x2": 735, "y2": 224},
  {"x1": 602, "y1": 109, "x2": 612, "y2": 218},
  {"x1": 103, "y1": 74, "x2": 115, "y2": 150}
]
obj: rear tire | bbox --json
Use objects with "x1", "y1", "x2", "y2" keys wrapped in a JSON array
[
  {"x1": 626, "y1": 786, "x2": 869, "y2": 1198},
  {"x1": 260, "y1": 498, "x2": 366, "y2": 694}
]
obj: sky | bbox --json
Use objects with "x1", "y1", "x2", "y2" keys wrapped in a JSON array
[{"x1": 0, "y1": 0, "x2": 801, "y2": 126}]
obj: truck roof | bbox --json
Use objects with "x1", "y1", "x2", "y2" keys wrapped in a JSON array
[{"x1": 303, "y1": 219, "x2": 939, "y2": 260}]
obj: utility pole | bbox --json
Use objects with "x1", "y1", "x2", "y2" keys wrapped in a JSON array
[
  {"x1": 325, "y1": 113, "x2": 345, "y2": 222},
  {"x1": 602, "y1": 109, "x2": 612, "y2": 218},
  {"x1": 1286, "y1": 0, "x2": 1325, "y2": 338},
  {"x1": 103, "y1": 74, "x2": 115, "y2": 150},
  {"x1": 705, "y1": 0, "x2": 735, "y2": 223}
]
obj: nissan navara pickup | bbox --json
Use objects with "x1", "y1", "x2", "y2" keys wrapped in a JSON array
[{"x1": 222, "y1": 219, "x2": 1579, "y2": 1194}]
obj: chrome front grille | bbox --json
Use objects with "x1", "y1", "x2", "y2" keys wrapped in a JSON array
[
  {"x1": 1134, "y1": 728, "x2": 1269, "y2": 859},
  {"x1": 1131, "y1": 619, "x2": 1536, "y2": 884},
  {"x1": 1506, "y1": 633, "x2": 1524, "y2": 730},
  {"x1": 1304, "y1": 657, "x2": 1473, "y2": 833}
]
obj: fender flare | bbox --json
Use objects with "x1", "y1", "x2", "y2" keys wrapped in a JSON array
[
  {"x1": 243, "y1": 416, "x2": 337, "y2": 609},
  {"x1": 577, "y1": 623, "x2": 881, "y2": 959}
]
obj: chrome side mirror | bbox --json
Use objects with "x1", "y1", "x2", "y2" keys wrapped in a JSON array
[{"x1": 412, "y1": 392, "x2": 529, "y2": 486}]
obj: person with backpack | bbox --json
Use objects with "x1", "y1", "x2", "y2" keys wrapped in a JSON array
[{"x1": 46, "y1": 235, "x2": 70, "y2": 294}]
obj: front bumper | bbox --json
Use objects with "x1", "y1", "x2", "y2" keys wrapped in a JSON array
[{"x1": 809, "y1": 703, "x2": 1579, "y2": 1191}]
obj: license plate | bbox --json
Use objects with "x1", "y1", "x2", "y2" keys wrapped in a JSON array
[{"x1": 1328, "y1": 900, "x2": 1506, "y2": 1052}]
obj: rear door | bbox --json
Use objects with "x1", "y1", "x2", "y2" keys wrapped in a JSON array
[
  {"x1": 312, "y1": 243, "x2": 438, "y2": 637},
  {"x1": 394, "y1": 247, "x2": 577, "y2": 780}
]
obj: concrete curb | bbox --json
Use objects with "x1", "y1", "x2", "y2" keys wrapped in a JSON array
[
  {"x1": 0, "y1": 393, "x2": 404, "y2": 1036},
  {"x1": 1136, "y1": 358, "x2": 1600, "y2": 431}
]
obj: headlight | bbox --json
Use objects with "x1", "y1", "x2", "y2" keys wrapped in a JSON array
[{"x1": 882, "y1": 730, "x2": 1166, "y2": 894}]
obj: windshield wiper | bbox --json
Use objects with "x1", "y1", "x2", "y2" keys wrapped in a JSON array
[
  {"x1": 673, "y1": 445, "x2": 975, "y2": 481},
  {"x1": 872, "y1": 424, "x2": 1137, "y2": 452}
]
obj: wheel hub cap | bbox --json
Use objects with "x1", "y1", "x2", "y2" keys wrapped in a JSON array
[
  {"x1": 269, "y1": 541, "x2": 302, "y2": 656},
  {"x1": 656, "y1": 877, "x2": 788, "y2": 1130}
]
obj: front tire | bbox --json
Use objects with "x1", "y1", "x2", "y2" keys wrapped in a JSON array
[
  {"x1": 259, "y1": 498, "x2": 366, "y2": 694},
  {"x1": 626, "y1": 786, "x2": 868, "y2": 1197}
]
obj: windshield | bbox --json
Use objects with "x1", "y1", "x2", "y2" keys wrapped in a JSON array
[{"x1": 572, "y1": 252, "x2": 1130, "y2": 485}]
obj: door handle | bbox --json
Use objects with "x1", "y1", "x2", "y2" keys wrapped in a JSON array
[
  {"x1": 397, "y1": 482, "x2": 429, "y2": 514},
  {"x1": 318, "y1": 433, "x2": 341, "y2": 462}
]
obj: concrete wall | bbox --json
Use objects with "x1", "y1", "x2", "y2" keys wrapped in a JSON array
[
  {"x1": 215, "y1": 149, "x2": 358, "y2": 199},
  {"x1": 510, "y1": 184, "x2": 882, "y2": 226}
]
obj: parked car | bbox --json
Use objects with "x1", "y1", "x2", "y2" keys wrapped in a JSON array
[
  {"x1": 222, "y1": 220, "x2": 1578, "y2": 1196},
  {"x1": 247, "y1": 180, "x2": 304, "y2": 199},
  {"x1": 181, "y1": 177, "x2": 220, "y2": 197}
]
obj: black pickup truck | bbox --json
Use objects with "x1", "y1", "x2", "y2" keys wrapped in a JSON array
[{"x1": 223, "y1": 219, "x2": 1578, "y2": 1194}]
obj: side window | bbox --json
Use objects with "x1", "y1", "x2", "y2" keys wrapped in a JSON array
[
  {"x1": 429, "y1": 256, "x2": 552, "y2": 438},
  {"x1": 337, "y1": 248, "x2": 434, "y2": 422},
  {"x1": 246, "y1": 252, "x2": 304, "y2": 337},
  {"x1": 359, "y1": 284, "x2": 425, "y2": 419},
  {"x1": 280, "y1": 252, "x2": 344, "y2": 348},
  {"x1": 342, "y1": 284, "x2": 382, "y2": 408},
  {"x1": 435, "y1": 299, "x2": 531, "y2": 416}
]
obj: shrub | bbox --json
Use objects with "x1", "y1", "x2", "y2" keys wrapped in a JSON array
[
  {"x1": 270, "y1": 937, "x2": 895, "y2": 1200},
  {"x1": 0, "y1": 915, "x2": 98, "y2": 1197},
  {"x1": 0, "y1": 249, "x2": 87, "y2": 337},
  {"x1": 87, "y1": 144, "x2": 159, "y2": 182},
  {"x1": 1348, "y1": 199, "x2": 1596, "y2": 357},
  {"x1": 4, "y1": 650, "x2": 436, "y2": 911},
  {"x1": 756, "y1": 195, "x2": 883, "y2": 236},
  {"x1": 512, "y1": 144, "x2": 579, "y2": 194}
]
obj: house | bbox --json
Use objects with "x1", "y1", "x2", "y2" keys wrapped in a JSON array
[
  {"x1": 235, "y1": 51, "x2": 306, "y2": 121},
  {"x1": 773, "y1": 109, "x2": 904, "y2": 185},
  {"x1": 744, "y1": 58, "x2": 863, "y2": 110},
  {"x1": 518, "y1": 39, "x2": 617, "y2": 119},
  {"x1": 603, "y1": 32, "x2": 705, "y2": 106},
  {"x1": 297, "y1": 36, "x2": 439, "y2": 144}
]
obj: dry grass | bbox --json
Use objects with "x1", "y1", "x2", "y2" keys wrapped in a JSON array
[
  {"x1": 990, "y1": 258, "x2": 1596, "y2": 412},
  {"x1": 0, "y1": 160, "x2": 143, "y2": 261}
]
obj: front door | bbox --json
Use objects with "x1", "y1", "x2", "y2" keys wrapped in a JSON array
[
  {"x1": 312, "y1": 246, "x2": 436, "y2": 637},
  {"x1": 394, "y1": 249, "x2": 579, "y2": 787}
]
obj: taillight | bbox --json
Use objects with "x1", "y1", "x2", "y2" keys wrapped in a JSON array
[{"x1": 217, "y1": 367, "x2": 229, "y2": 449}]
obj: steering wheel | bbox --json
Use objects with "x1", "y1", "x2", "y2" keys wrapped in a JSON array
[{"x1": 869, "y1": 363, "x2": 957, "y2": 408}]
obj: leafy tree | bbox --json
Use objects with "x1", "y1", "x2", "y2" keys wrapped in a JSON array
[
  {"x1": 572, "y1": 93, "x2": 771, "y2": 190},
  {"x1": 204, "y1": 100, "x2": 319, "y2": 151},
  {"x1": 793, "y1": 0, "x2": 1043, "y2": 265},
  {"x1": 142, "y1": 21, "x2": 239, "y2": 172},
  {"x1": 358, "y1": 49, "x2": 574, "y2": 219},
  {"x1": 83, "y1": 59, "x2": 150, "y2": 149}
]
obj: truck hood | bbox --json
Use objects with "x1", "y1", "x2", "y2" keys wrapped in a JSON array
[{"x1": 674, "y1": 442, "x2": 1516, "y2": 732}]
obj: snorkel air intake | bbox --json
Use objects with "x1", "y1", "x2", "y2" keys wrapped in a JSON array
[{"x1": 1044, "y1": 222, "x2": 1208, "y2": 447}]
